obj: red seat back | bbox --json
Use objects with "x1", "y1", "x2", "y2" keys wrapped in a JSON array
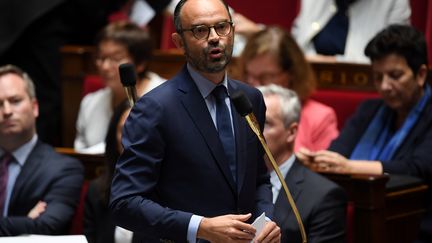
[
  {"x1": 69, "y1": 181, "x2": 90, "y2": 235},
  {"x1": 82, "y1": 75, "x2": 104, "y2": 97}
]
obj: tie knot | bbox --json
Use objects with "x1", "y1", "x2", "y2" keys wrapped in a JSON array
[{"x1": 212, "y1": 85, "x2": 228, "y2": 100}]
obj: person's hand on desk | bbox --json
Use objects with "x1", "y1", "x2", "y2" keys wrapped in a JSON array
[{"x1": 297, "y1": 148, "x2": 383, "y2": 175}]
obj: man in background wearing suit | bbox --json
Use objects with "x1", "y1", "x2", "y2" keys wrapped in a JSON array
[
  {"x1": 258, "y1": 84, "x2": 347, "y2": 243},
  {"x1": 0, "y1": 65, "x2": 84, "y2": 235},
  {"x1": 109, "y1": 0, "x2": 280, "y2": 242}
]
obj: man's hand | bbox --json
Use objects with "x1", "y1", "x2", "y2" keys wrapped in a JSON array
[
  {"x1": 27, "y1": 201, "x2": 47, "y2": 219},
  {"x1": 197, "y1": 213, "x2": 256, "y2": 243},
  {"x1": 254, "y1": 220, "x2": 281, "y2": 243}
]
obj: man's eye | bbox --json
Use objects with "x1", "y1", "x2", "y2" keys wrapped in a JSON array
[
  {"x1": 10, "y1": 98, "x2": 22, "y2": 104},
  {"x1": 215, "y1": 23, "x2": 226, "y2": 30},
  {"x1": 194, "y1": 26, "x2": 208, "y2": 34}
]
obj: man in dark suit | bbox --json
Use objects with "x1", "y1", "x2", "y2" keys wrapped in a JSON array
[
  {"x1": 0, "y1": 65, "x2": 84, "y2": 235},
  {"x1": 258, "y1": 84, "x2": 347, "y2": 243},
  {"x1": 109, "y1": 0, "x2": 280, "y2": 242}
]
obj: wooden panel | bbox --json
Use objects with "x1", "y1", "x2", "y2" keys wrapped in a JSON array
[
  {"x1": 60, "y1": 45, "x2": 97, "y2": 147},
  {"x1": 56, "y1": 147, "x2": 105, "y2": 180},
  {"x1": 311, "y1": 61, "x2": 374, "y2": 91},
  {"x1": 324, "y1": 173, "x2": 428, "y2": 243},
  {"x1": 149, "y1": 49, "x2": 185, "y2": 79}
]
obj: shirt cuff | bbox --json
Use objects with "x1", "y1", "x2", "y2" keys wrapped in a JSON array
[{"x1": 187, "y1": 215, "x2": 203, "y2": 243}]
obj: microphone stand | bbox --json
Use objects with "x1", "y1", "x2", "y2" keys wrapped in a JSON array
[
  {"x1": 124, "y1": 87, "x2": 138, "y2": 107},
  {"x1": 232, "y1": 92, "x2": 307, "y2": 243},
  {"x1": 119, "y1": 63, "x2": 138, "y2": 107}
]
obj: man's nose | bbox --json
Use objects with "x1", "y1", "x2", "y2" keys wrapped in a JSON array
[
  {"x1": 208, "y1": 27, "x2": 220, "y2": 42},
  {"x1": 1, "y1": 101, "x2": 12, "y2": 116}
]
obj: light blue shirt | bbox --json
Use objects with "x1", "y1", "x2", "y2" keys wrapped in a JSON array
[
  {"x1": 1, "y1": 135, "x2": 38, "y2": 216},
  {"x1": 186, "y1": 64, "x2": 234, "y2": 243},
  {"x1": 270, "y1": 154, "x2": 296, "y2": 204}
]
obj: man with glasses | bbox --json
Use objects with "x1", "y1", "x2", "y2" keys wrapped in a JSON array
[{"x1": 110, "y1": 0, "x2": 281, "y2": 242}]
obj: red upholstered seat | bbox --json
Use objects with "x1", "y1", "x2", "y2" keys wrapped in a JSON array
[
  {"x1": 69, "y1": 181, "x2": 89, "y2": 235},
  {"x1": 82, "y1": 75, "x2": 104, "y2": 97}
]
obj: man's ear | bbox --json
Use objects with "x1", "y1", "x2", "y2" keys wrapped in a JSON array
[
  {"x1": 172, "y1": 33, "x2": 185, "y2": 52},
  {"x1": 286, "y1": 122, "x2": 298, "y2": 144},
  {"x1": 416, "y1": 64, "x2": 428, "y2": 87},
  {"x1": 32, "y1": 99, "x2": 39, "y2": 118}
]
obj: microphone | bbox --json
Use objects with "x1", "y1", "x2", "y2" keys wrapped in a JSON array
[
  {"x1": 119, "y1": 63, "x2": 138, "y2": 107},
  {"x1": 231, "y1": 91, "x2": 307, "y2": 243}
]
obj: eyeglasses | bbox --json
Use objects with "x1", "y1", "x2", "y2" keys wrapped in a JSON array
[
  {"x1": 246, "y1": 71, "x2": 286, "y2": 85},
  {"x1": 180, "y1": 21, "x2": 234, "y2": 40},
  {"x1": 95, "y1": 56, "x2": 129, "y2": 67}
]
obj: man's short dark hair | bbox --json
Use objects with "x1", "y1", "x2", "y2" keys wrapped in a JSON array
[
  {"x1": 364, "y1": 24, "x2": 428, "y2": 75},
  {"x1": 173, "y1": 0, "x2": 232, "y2": 34}
]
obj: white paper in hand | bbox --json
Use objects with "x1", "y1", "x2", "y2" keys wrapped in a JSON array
[{"x1": 251, "y1": 212, "x2": 266, "y2": 242}]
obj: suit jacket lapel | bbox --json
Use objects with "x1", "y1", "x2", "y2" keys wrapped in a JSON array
[
  {"x1": 274, "y1": 159, "x2": 304, "y2": 229},
  {"x1": 10, "y1": 141, "x2": 43, "y2": 207},
  {"x1": 176, "y1": 67, "x2": 237, "y2": 194}
]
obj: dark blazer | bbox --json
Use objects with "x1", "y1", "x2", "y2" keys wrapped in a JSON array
[
  {"x1": 329, "y1": 97, "x2": 432, "y2": 243},
  {"x1": 275, "y1": 159, "x2": 347, "y2": 243},
  {"x1": 0, "y1": 140, "x2": 84, "y2": 236},
  {"x1": 110, "y1": 66, "x2": 273, "y2": 243}
]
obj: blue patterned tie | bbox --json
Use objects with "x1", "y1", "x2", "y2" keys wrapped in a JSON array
[{"x1": 212, "y1": 85, "x2": 237, "y2": 182}]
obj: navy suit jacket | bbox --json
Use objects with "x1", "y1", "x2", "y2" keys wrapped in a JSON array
[
  {"x1": 0, "y1": 140, "x2": 84, "y2": 235},
  {"x1": 110, "y1": 66, "x2": 273, "y2": 242},
  {"x1": 275, "y1": 160, "x2": 347, "y2": 243}
]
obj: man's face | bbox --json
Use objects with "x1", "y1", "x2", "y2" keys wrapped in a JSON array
[
  {"x1": 0, "y1": 73, "x2": 38, "y2": 144},
  {"x1": 372, "y1": 54, "x2": 426, "y2": 114},
  {"x1": 174, "y1": 0, "x2": 234, "y2": 74},
  {"x1": 263, "y1": 95, "x2": 292, "y2": 167}
]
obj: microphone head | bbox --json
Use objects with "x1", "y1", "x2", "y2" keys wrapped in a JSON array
[
  {"x1": 119, "y1": 63, "x2": 137, "y2": 87},
  {"x1": 231, "y1": 90, "x2": 253, "y2": 117}
]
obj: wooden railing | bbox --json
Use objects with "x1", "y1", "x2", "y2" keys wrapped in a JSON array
[{"x1": 324, "y1": 173, "x2": 427, "y2": 243}]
